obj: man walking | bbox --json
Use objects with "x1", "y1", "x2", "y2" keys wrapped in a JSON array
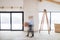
[{"x1": 26, "y1": 16, "x2": 34, "y2": 37}]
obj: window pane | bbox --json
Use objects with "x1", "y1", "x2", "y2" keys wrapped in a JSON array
[
  {"x1": 39, "y1": 12, "x2": 50, "y2": 30},
  {"x1": 51, "y1": 13, "x2": 60, "y2": 31},
  {"x1": 1, "y1": 13, "x2": 10, "y2": 29},
  {"x1": 12, "y1": 13, "x2": 22, "y2": 30}
]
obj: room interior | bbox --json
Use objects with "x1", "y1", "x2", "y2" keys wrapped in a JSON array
[{"x1": 0, "y1": 0, "x2": 60, "y2": 40}]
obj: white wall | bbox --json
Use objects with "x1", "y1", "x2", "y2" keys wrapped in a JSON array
[
  {"x1": 24, "y1": 0, "x2": 39, "y2": 31},
  {"x1": 0, "y1": 0, "x2": 60, "y2": 31},
  {"x1": 0, "y1": 0, "x2": 23, "y2": 11}
]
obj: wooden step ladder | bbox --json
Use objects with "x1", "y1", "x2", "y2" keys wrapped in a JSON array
[{"x1": 39, "y1": 9, "x2": 50, "y2": 34}]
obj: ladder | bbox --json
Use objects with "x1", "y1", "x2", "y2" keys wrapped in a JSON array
[{"x1": 39, "y1": 10, "x2": 50, "y2": 34}]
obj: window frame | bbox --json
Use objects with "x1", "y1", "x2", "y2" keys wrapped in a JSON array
[{"x1": 0, "y1": 11, "x2": 24, "y2": 31}]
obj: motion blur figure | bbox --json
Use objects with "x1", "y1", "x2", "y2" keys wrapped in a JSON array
[{"x1": 26, "y1": 16, "x2": 34, "y2": 38}]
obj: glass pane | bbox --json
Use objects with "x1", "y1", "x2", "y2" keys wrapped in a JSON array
[
  {"x1": 12, "y1": 13, "x2": 22, "y2": 30},
  {"x1": 39, "y1": 12, "x2": 50, "y2": 30},
  {"x1": 51, "y1": 13, "x2": 60, "y2": 31},
  {"x1": 1, "y1": 13, "x2": 10, "y2": 29}
]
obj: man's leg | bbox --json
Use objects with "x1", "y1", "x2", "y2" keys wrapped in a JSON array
[
  {"x1": 26, "y1": 25, "x2": 30, "y2": 37},
  {"x1": 26, "y1": 30, "x2": 30, "y2": 37},
  {"x1": 32, "y1": 31, "x2": 34, "y2": 36},
  {"x1": 30, "y1": 31, "x2": 34, "y2": 37}
]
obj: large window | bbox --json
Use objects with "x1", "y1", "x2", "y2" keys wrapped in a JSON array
[
  {"x1": 39, "y1": 12, "x2": 60, "y2": 31},
  {"x1": 0, "y1": 11, "x2": 24, "y2": 31}
]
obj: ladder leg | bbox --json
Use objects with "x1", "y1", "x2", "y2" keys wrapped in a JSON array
[
  {"x1": 46, "y1": 13, "x2": 50, "y2": 34},
  {"x1": 39, "y1": 13, "x2": 44, "y2": 33}
]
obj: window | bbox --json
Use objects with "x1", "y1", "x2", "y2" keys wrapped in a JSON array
[
  {"x1": 1, "y1": 13, "x2": 10, "y2": 29},
  {"x1": 39, "y1": 12, "x2": 60, "y2": 31},
  {"x1": 0, "y1": 11, "x2": 24, "y2": 31},
  {"x1": 51, "y1": 12, "x2": 60, "y2": 31},
  {"x1": 12, "y1": 13, "x2": 22, "y2": 30}
]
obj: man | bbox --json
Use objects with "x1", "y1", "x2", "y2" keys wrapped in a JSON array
[{"x1": 26, "y1": 16, "x2": 34, "y2": 37}]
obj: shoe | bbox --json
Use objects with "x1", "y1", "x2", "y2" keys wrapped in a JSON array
[{"x1": 26, "y1": 35, "x2": 29, "y2": 37}]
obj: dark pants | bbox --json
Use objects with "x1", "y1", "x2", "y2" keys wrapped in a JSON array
[{"x1": 27, "y1": 25, "x2": 34, "y2": 36}]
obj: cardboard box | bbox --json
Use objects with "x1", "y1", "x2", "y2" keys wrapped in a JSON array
[{"x1": 55, "y1": 24, "x2": 60, "y2": 33}]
